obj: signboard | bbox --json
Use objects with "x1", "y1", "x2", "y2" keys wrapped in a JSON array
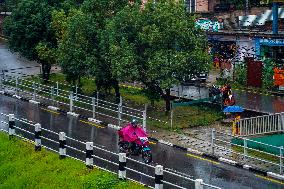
[
  {"x1": 260, "y1": 38, "x2": 284, "y2": 46},
  {"x1": 195, "y1": 18, "x2": 222, "y2": 32}
]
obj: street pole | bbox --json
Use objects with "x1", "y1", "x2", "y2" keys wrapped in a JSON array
[{"x1": 245, "y1": 0, "x2": 249, "y2": 16}]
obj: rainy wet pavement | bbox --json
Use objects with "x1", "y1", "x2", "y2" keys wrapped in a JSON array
[
  {"x1": 234, "y1": 90, "x2": 284, "y2": 114},
  {"x1": 0, "y1": 39, "x2": 40, "y2": 76},
  {"x1": 170, "y1": 85, "x2": 284, "y2": 114},
  {"x1": 0, "y1": 94, "x2": 283, "y2": 189}
]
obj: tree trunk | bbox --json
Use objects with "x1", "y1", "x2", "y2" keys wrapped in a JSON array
[
  {"x1": 41, "y1": 62, "x2": 51, "y2": 84},
  {"x1": 113, "y1": 79, "x2": 120, "y2": 104},
  {"x1": 165, "y1": 88, "x2": 171, "y2": 113}
]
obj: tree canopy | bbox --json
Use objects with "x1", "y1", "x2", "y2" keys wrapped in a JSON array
[
  {"x1": 106, "y1": 0, "x2": 211, "y2": 111},
  {"x1": 4, "y1": 0, "x2": 211, "y2": 111}
]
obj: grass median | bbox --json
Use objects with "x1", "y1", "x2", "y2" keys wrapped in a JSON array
[{"x1": 0, "y1": 132, "x2": 146, "y2": 189}]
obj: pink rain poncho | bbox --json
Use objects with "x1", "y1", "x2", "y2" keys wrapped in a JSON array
[{"x1": 118, "y1": 123, "x2": 148, "y2": 145}]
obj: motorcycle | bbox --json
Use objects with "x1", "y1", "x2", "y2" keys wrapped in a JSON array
[
  {"x1": 209, "y1": 84, "x2": 236, "y2": 106},
  {"x1": 118, "y1": 126, "x2": 152, "y2": 164}
]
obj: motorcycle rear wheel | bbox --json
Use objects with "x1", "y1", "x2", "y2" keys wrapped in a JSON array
[{"x1": 142, "y1": 150, "x2": 152, "y2": 164}]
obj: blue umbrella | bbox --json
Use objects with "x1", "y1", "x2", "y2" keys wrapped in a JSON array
[{"x1": 223, "y1": 106, "x2": 244, "y2": 113}]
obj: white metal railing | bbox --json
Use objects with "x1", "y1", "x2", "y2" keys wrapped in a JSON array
[
  {"x1": 211, "y1": 129, "x2": 284, "y2": 175},
  {"x1": 0, "y1": 113, "x2": 221, "y2": 189},
  {"x1": 236, "y1": 113, "x2": 284, "y2": 136},
  {"x1": 1, "y1": 76, "x2": 146, "y2": 128},
  {"x1": 0, "y1": 74, "x2": 171, "y2": 132}
]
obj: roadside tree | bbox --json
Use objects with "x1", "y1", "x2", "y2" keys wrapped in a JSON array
[
  {"x1": 106, "y1": 0, "x2": 211, "y2": 111},
  {"x1": 3, "y1": 0, "x2": 60, "y2": 82}
]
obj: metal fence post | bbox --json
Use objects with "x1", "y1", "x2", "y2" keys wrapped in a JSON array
[
  {"x1": 170, "y1": 109, "x2": 173, "y2": 130},
  {"x1": 16, "y1": 77, "x2": 19, "y2": 96},
  {"x1": 92, "y1": 97, "x2": 96, "y2": 119},
  {"x1": 56, "y1": 81, "x2": 59, "y2": 96},
  {"x1": 280, "y1": 146, "x2": 283, "y2": 174},
  {"x1": 0, "y1": 70, "x2": 3, "y2": 91},
  {"x1": 8, "y1": 114, "x2": 15, "y2": 139},
  {"x1": 211, "y1": 129, "x2": 215, "y2": 155},
  {"x1": 59, "y1": 132, "x2": 66, "y2": 159},
  {"x1": 143, "y1": 104, "x2": 147, "y2": 131},
  {"x1": 155, "y1": 165, "x2": 163, "y2": 189},
  {"x1": 244, "y1": 138, "x2": 248, "y2": 161},
  {"x1": 33, "y1": 81, "x2": 36, "y2": 101},
  {"x1": 118, "y1": 96, "x2": 122, "y2": 127},
  {"x1": 51, "y1": 86, "x2": 54, "y2": 105},
  {"x1": 96, "y1": 92, "x2": 99, "y2": 117},
  {"x1": 281, "y1": 113, "x2": 284, "y2": 132},
  {"x1": 75, "y1": 84, "x2": 78, "y2": 100},
  {"x1": 1, "y1": 69, "x2": 5, "y2": 81},
  {"x1": 119, "y1": 153, "x2": 126, "y2": 180},
  {"x1": 86, "y1": 142, "x2": 93, "y2": 169},
  {"x1": 35, "y1": 123, "x2": 41, "y2": 151},
  {"x1": 194, "y1": 179, "x2": 204, "y2": 189},
  {"x1": 69, "y1": 91, "x2": 73, "y2": 112}
]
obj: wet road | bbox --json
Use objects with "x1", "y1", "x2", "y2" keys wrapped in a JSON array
[
  {"x1": 0, "y1": 95, "x2": 283, "y2": 189},
  {"x1": 171, "y1": 85, "x2": 284, "y2": 114},
  {"x1": 0, "y1": 39, "x2": 40, "y2": 76},
  {"x1": 234, "y1": 90, "x2": 284, "y2": 114}
]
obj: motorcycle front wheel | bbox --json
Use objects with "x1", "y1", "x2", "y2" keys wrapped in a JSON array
[{"x1": 142, "y1": 150, "x2": 152, "y2": 164}]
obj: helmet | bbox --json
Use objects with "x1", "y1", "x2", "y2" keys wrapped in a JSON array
[{"x1": 131, "y1": 119, "x2": 138, "y2": 127}]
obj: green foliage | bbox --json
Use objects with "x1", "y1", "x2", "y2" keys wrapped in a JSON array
[
  {"x1": 3, "y1": 0, "x2": 58, "y2": 60},
  {"x1": 234, "y1": 62, "x2": 247, "y2": 86},
  {"x1": 106, "y1": 0, "x2": 211, "y2": 110},
  {"x1": 0, "y1": 0, "x2": 21, "y2": 12},
  {"x1": 262, "y1": 59, "x2": 275, "y2": 90},
  {"x1": 55, "y1": 9, "x2": 97, "y2": 84},
  {"x1": 36, "y1": 42, "x2": 57, "y2": 65},
  {"x1": 0, "y1": 132, "x2": 145, "y2": 189}
]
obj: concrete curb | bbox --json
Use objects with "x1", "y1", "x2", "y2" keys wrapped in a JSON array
[
  {"x1": 47, "y1": 106, "x2": 59, "y2": 111},
  {"x1": 187, "y1": 147, "x2": 204, "y2": 155},
  {"x1": 218, "y1": 157, "x2": 237, "y2": 165},
  {"x1": 158, "y1": 140, "x2": 173, "y2": 147},
  {"x1": 29, "y1": 100, "x2": 39, "y2": 104},
  {"x1": 88, "y1": 118, "x2": 103, "y2": 124},
  {"x1": 107, "y1": 124, "x2": 121, "y2": 130},
  {"x1": 13, "y1": 94, "x2": 22, "y2": 99},
  {"x1": 267, "y1": 172, "x2": 284, "y2": 181},
  {"x1": 67, "y1": 111, "x2": 79, "y2": 117}
]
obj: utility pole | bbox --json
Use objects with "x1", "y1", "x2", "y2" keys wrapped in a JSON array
[
  {"x1": 245, "y1": 0, "x2": 249, "y2": 16},
  {"x1": 273, "y1": 1, "x2": 279, "y2": 35}
]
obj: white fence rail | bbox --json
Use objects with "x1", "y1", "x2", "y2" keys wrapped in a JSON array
[
  {"x1": 211, "y1": 129, "x2": 284, "y2": 175},
  {"x1": 236, "y1": 113, "x2": 284, "y2": 136},
  {"x1": 0, "y1": 113, "x2": 221, "y2": 189},
  {"x1": 1, "y1": 76, "x2": 147, "y2": 129}
]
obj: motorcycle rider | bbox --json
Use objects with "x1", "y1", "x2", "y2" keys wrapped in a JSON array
[
  {"x1": 118, "y1": 118, "x2": 141, "y2": 153},
  {"x1": 127, "y1": 119, "x2": 139, "y2": 151}
]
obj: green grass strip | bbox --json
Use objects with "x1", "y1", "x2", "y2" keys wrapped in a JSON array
[{"x1": 0, "y1": 132, "x2": 147, "y2": 189}]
